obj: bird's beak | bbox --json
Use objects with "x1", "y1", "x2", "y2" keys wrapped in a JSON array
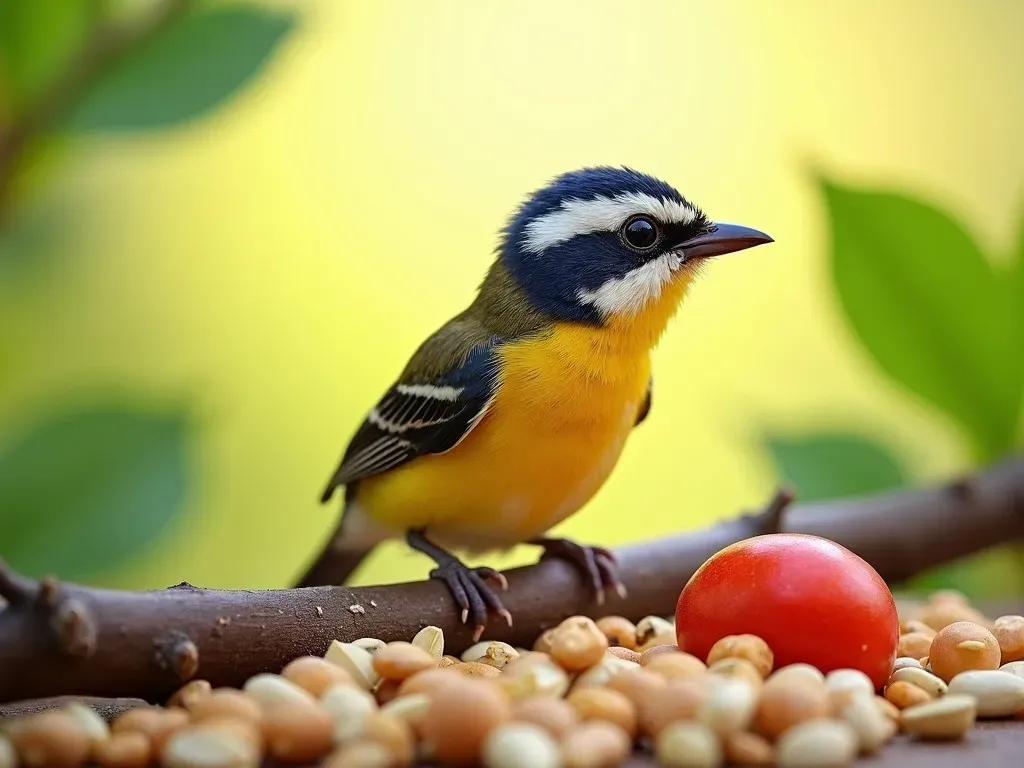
[{"x1": 677, "y1": 222, "x2": 773, "y2": 261}]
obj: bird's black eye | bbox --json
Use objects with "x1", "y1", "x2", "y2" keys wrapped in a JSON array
[{"x1": 621, "y1": 215, "x2": 660, "y2": 251}]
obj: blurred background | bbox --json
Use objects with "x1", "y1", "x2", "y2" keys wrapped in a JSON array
[{"x1": 1, "y1": 0, "x2": 1021, "y2": 597}]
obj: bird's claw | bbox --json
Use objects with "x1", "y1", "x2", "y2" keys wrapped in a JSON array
[
  {"x1": 534, "y1": 538, "x2": 628, "y2": 605},
  {"x1": 429, "y1": 562, "x2": 511, "y2": 641}
]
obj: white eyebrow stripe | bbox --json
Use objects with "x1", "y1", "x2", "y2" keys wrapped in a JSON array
[
  {"x1": 576, "y1": 251, "x2": 683, "y2": 316},
  {"x1": 522, "y1": 192, "x2": 697, "y2": 254}
]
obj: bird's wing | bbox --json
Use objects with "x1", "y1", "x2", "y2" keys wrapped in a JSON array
[
  {"x1": 635, "y1": 376, "x2": 652, "y2": 426},
  {"x1": 320, "y1": 334, "x2": 500, "y2": 503}
]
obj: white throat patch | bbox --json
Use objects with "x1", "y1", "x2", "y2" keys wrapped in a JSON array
[
  {"x1": 576, "y1": 251, "x2": 683, "y2": 316},
  {"x1": 522, "y1": 192, "x2": 698, "y2": 254}
]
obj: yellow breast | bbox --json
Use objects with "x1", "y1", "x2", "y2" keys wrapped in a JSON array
[{"x1": 353, "y1": 272, "x2": 693, "y2": 552}]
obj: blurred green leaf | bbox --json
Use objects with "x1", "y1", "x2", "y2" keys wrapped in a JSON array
[
  {"x1": 0, "y1": 403, "x2": 192, "y2": 580},
  {"x1": 765, "y1": 433, "x2": 907, "y2": 502},
  {"x1": 64, "y1": 5, "x2": 295, "y2": 132},
  {"x1": 0, "y1": 0, "x2": 100, "y2": 115},
  {"x1": 820, "y1": 180, "x2": 1022, "y2": 460}
]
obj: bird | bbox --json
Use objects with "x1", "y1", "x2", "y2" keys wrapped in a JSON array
[{"x1": 299, "y1": 166, "x2": 772, "y2": 638}]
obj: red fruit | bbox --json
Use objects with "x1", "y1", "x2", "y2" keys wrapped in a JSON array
[{"x1": 675, "y1": 533, "x2": 899, "y2": 690}]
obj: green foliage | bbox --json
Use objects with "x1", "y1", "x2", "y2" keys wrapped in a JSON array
[
  {"x1": 819, "y1": 180, "x2": 1023, "y2": 460},
  {"x1": 0, "y1": 0, "x2": 103, "y2": 116},
  {"x1": 0, "y1": 403, "x2": 192, "y2": 580},
  {"x1": 765, "y1": 433, "x2": 907, "y2": 502},
  {"x1": 64, "y1": 6, "x2": 295, "y2": 132}
]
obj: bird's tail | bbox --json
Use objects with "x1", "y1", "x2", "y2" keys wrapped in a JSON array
[{"x1": 293, "y1": 510, "x2": 377, "y2": 588}]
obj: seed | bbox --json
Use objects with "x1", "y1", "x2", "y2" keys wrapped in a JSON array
[
  {"x1": 362, "y1": 713, "x2": 414, "y2": 766},
  {"x1": 281, "y1": 656, "x2": 355, "y2": 697},
  {"x1": 888, "y1": 667, "x2": 947, "y2": 698},
  {"x1": 697, "y1": 678, "x2": 758, "y2": 737},
  {"x1": 606, "y1": 646, "x2": 641, "y2": 663},
  {"x1": 606, "y1": 668, "x2": 667, "y2": 711},
  {"x1": 533, "y1": 629, "x2": 557, "y2": 654},
  {"x1": 261, "y1": 702, "x2": 333, "y2": 763},
  {"x1": 411, "y1": 626, "x2": 445, "y2": 660},
  {"x1": 62, "y1": 702, "x2": 110, "y2": 752},
  {"x1": 839, "y1": 692, "x2": 896, "y2": 754},
  {"x1": 169, "y1": 680, "x2": 213, "y2": 710},
  {"x1": 900, "y1": 619, "x2": 936, "y2": 637},
  {"x1": 947, "y1": 669, "x2": 1024, "y2": 717},
  {"x1": 646, "y1": 652, "x2": 707, "y2": 682},
  {"x1": 379, "y1": 693, "x2": 430, "y2": 729},
  {"x1": 897, "y1": 632, "x2": 933, "y2": 660},
  {"x1": 111, "y1": 707, "x2": 189, "y2": 754},
  {"x1": 321, "y1": 742, "x2": 392, "y2": 768},
  {"x1": 900, "y1": 694, "x2": 977, "y2": 740},
  {"x1": 919, "y1": 601, "x2": 989, "y2": 632},
  {"x1": 768, "y1": 664, "x2": 825, "y2": 688},
  {"x1": 321, "y1": 684, "x2": 377, "y2": 744},
  {"x1": 567, "y1": 687, "x2": 637, "y2": 737},
  {"x1": 708, "y1": 658, "x2": 763, "y2": 692},
  {"x1": 875, "y1": 696, "x2": 901, "y2": 723},
  {"x1": 9, "y1": 711, "x2": 89, "y2": 768},
  {"x1": 352, "y1": 638, "x2": 388, "y2": 656},
  {"x1": 324, "y1": 641, "x2": 381, "y2": 690},
  {"x1": 754, "y1": 678, "x2": 830, "y2": 741},
  {"x1": 639, "y1": 644, "x2": 682, "y2": 666},
  {"x1": 398, "y1": 668, "x2": 462, "y2": 698},
  {"x1": 706, "y1": 634, "x2": 773, "y2": 678},
  {"x1": 595, "y1": 616, "x2": 638, "y2": 650},
  {"x1": 884, "y1": 681, "x2": 932, "y2": 709},
  {"x1": 511, "y1": 696, "x2": 578, "y2": 741},
  {"x1": 826, "y1": 669, "x2": 875, "y2": 700},
  {"x1": 1001, "y1": 660, "x2": 1024, "y2": 679},
  {"x1": 373, "y1": 642, "x2": 436, "y2": 681},
  {"x1": 639, "y1": 678, "x2": 712, "y2": 737},
  {"x1": 655, "y1": 721, "x2": 722, "y2": 768},
  {"x1": 374, "y1": 679, "x2": 401, "y2": 706},
  {"x1": 188, "y1": 691, "x2": 262, "y2": 725},
  {"x1": 482, "y1": 723, "x2": 561, "y2": 768},
  {"x1": 461, "y1": 641, "x2": 520, "y2": 670},
  {"x1": 993, "y1": 615, "x2": 1024, "y2": 664},
  {"x1": 455, "y1": 661, "x2": 502, "y2": 678},
  {"x1": 723, "y1": 731, "x2": 774, "y2": 766},
  {"x1": 636, "y1": 616, "x2": 676, "y2": 651},
  {"x1": 162, "y1": 725, "x2": 260, "y2": 768},
  {"x1": 892, "y1": 657, "x2": 923, "y2": 672},
  {"x1": 440, "y1": 656, "x2": 460, "y2": 668},
  {"x1": 929, "y1": 622, "x2": 1001, "y2": 682},
  {"x1": 0, "y1": 738, "x2": 15, "y2": 768},
  {"x1": 242, "y1": 674, "x2": 315, "y2": 709},
  {"x1": 776, "y1": 719, "x2": 857, "y2": 767},
  {"x1": 550, "y1": 616, "x2": 608, "y2": 672},
  {"x1": 498, "y1": 657, "x2": 570, "y2": 700},
  {"x1": 419, "y1": 676, "x2": 511, "y2": 766},
  {"x1": 572, "y1": 656, "x2": 639, "y2": 690},
  {"x1": 561, "y1": 722, "x2": 631, "y2": 768},
  {"x1": 94, "y1": 731, "x2": 152, "y2": 768}
]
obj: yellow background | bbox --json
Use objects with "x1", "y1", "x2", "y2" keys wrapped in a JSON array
[{"x1": 2, "y1": 0, "x2": 1022, "y2": 590}]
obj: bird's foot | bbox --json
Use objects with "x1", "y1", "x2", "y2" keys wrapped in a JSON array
[
  {"x1": 530, "y1": 537, "x2": 627, "y2": 606},
  {"x1": 428, "y1": 561, "x2": 512, "y2": 641}
]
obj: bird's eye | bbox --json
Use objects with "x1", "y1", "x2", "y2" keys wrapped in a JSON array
[{"x1": 621, "y1": 215, "x2": 660, "y2": 251}]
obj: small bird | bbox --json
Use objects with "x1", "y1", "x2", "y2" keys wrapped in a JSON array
[{"x1": 300, "y1": 166, "x2": 772, "y2": 637}]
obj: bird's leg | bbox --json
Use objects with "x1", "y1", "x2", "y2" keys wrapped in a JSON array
[
  {"x1": 529, "y1": 537, "x2": 627, "y2": 606},
  {"x1": 406, "y1": 529, "x2": 511, "y2": 641}
]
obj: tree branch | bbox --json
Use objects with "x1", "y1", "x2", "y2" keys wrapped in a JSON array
[
  {"x1": 0, "y1": 0, "x2": 193, "y2": 226},
  {"x1": 1, "y1": 455, "x2": 1021, "y2": 705}
]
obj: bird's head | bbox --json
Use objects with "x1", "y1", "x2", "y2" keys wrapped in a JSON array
[{"x1": 498, "y1": 166, "x2": 772, "y2": 337}]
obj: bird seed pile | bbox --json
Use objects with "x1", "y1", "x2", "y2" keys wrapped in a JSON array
[{"x1": 2, "y1": 590, "x2": 1024, "y2": 768}]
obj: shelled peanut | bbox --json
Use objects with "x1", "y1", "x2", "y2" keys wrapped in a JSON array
[{"x1": 4, "y1": 589, "x2": 1024, "y2": 768}]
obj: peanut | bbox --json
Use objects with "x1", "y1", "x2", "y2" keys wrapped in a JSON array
[
  {"x1": 946, "y1": 669, "x2": 1024, "y2": 717},
  {"x1": 362, "y1": 713, "x2": 414, "y2": 766},
  {"x1": 188, "y1": 691, "x2": 262, "y2": 726},
  {"x1": 993, "y1": 615, "x2": 1024, "y2": 664},
  {"x1": 697, "y1": 678, "x2": 758, "y2": 737},
  {"x1": 884, "y1": 680, "x2": 932, "y2": 709},
  {"x1": 645, "y1": 652, "x2": 707, "y2": 682},
  {"x1": 900, "y1": 694, "x2": 976, "y2": 740},
  {"x1": 242, "y1": 674, "x2": 315, "y2": 709},
  {"x1": 639, "y1": 644, "x2": 682, "y2": 666},
  {"x1": 706, "y1": 634, "x2": 773, "y2": 678},
  {"x1": 482, "y1": 723, "x2": 560, "y2": 768},
  {"x1": 754, "y1": 678, "x2": 830, "y2": 741},
  {"x1": 595, "y1": 616, "x2": 638, "y2": 650},
  {"x1": 567, "y1": 687, "x2": 637, "y2": 737},
  {"x1": 372, "y1": 642, "x2": 436, "y2": 681},
  {"x1": 10, "y1": 712, "x2": 89, "y2": 768},
  {"x1": 767, "y1": 664, "x2": 825, "y2": 688},
  {"x1": 322, "y1": 684, "x2": 377, "y2": 744},
  {"x1": 724, "y1": 731, "x2": 774, "y2": 766},
  {"x1": 511, "y1": 696, "x2": 578, "y2": 741},
  {"x1": 892, "y1": 657, "x2": 923, "y2": 672},
  {"x1": 550, "y1": 616, "x2": 608, "y2": 672},
  {"x1": 162, "y1": 725, "x2": 259, "y2": 768},
  {"x1": 636, "y1": 616, "x2": 676, "y2": 651},
  {"x1": 655, "y1": 721, "x2": 722, "y2": 768},
  {"x1": 839, "y1": 692, "x2": 896, "y2": 754},
  {"x1": 261, "y1": 703, "x2": 333, "y2": 763},
  {"x1": 419, "y1": 676, "x2": 511, "y2": 766},
  {"x1": 776, "y1": 719, "x2": 857, "y2": 767},
  {"x1": 897, "y1": 632, "x2": 933, "y2": 660},
  {"x1": 639, "y1": 678, "x2": 711, "y2": 737},
  {"x1": 532, "y1": 629, "x2": 556, "y2": 654},
  {"x1": 321, "y1": 742, "x2": 391, "y2": 768},
  {"x1": 929, "y1": 621, "x2": 1001, "y2": 682},
  {"x1": 572, "y1": 655, "x2": 639, "y2": 691},
  {"x1": 561, "y1": 722, "x2": 631, "y2": 768},
  {"x1": 888, "y1": 667, "x2": 947, "y2": 698},
  {"x1": 168, "y1": 680, "x2": 213, "y2": 711},
  {"x1": 94, "y1": 732, "x2": 151, "y2": 768},
  {"x1": 606, "y1": 667, "x2": 667, "y2": 711},
  {"x1": 281, "y1": 656, "x2": 355, "y2": 697}
]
